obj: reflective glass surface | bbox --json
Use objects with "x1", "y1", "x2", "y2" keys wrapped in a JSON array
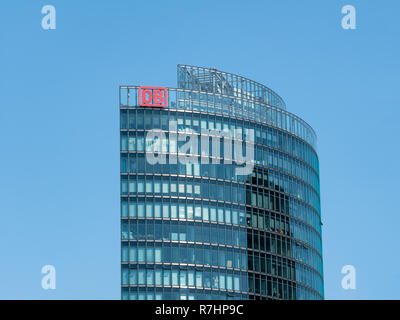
[{"x1": 120, "y1": 66, "x2": 323, "y2": 300}]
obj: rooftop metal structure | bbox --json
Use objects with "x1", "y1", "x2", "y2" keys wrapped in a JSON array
[{"x1": 177, "y1": 64, "x2": 287, "y2": 110}]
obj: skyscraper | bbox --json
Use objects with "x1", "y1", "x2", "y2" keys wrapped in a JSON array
[{"x1": 120, "y1": 65, "x2": 323, "y2": 300}]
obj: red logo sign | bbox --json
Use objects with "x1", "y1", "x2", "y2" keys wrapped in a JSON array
[{"x1": 138, "y1": 86, "x2": 168, "y2": 107}]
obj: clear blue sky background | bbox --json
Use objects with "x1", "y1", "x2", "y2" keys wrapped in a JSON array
[{"x1": 0, "y1": 0, "x2": 399, "y2": 299}]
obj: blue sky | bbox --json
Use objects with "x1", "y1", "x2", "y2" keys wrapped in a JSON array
[{"x1": 0, "y1": 0, "x2": 399, "y2": 299}]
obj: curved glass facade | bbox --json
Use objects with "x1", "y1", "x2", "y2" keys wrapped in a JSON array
[{"x1": 120, "y1": 65, "x2": 323, "y2": 300}]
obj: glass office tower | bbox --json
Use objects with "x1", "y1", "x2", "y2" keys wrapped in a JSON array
[{"x1": 120, "y1": 65, "x2": 323, "y2": 300}]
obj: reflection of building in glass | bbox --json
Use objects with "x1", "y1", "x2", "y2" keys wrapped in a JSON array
[{"x1": 120, "y1": 65, "x2": 324, "y2": 300}]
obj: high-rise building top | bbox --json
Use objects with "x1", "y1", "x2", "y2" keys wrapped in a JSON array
[{"x1": 120, "y1": 65, "x2": 323, "y2": 300}]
